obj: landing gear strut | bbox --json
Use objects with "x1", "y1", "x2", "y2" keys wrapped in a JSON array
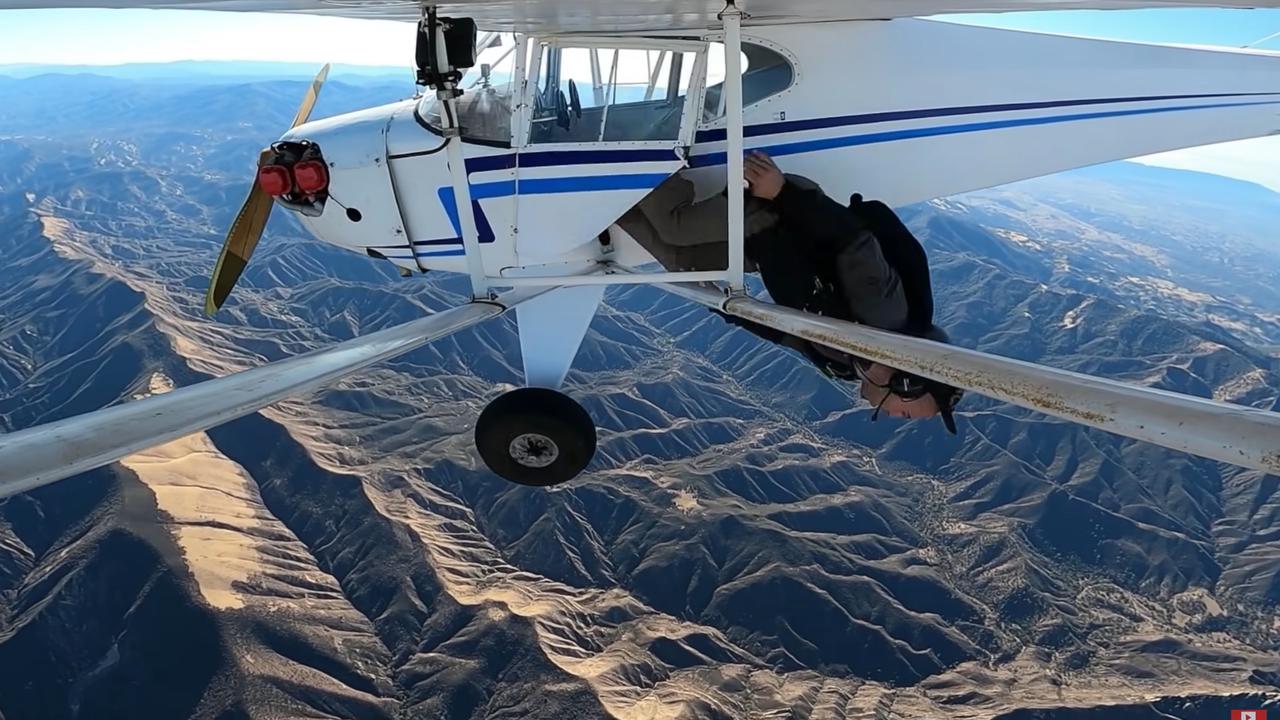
[{"x1": 475, "y1": 388, "x2": 596, "y2": 486}]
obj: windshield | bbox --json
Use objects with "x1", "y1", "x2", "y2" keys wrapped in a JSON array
[
  {"x1": 528, "y1": 45, "x2": 699, "y2": 145},
  {"x1": 420, "y1": 33, "x2": 520, "y2": 145}
]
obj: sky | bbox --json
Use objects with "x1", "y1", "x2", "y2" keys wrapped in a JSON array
[{"x1": 1, "y1": 6, "x2": 1279, "y2": 190}]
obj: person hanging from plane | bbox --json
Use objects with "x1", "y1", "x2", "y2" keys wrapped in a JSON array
[{"x1": 618, "y1": 151, "x2": 964, "y2": 431}]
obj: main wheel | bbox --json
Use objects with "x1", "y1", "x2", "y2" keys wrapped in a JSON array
[{"x1": 475, "y1": 388, "x2": 596, "y2": 487}]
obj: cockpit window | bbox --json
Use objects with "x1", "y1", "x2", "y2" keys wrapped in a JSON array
[
  {"x1": 528, "y1": 45, "x2": 699, "y2": 145},
  {"x1": 420, "y1": 33, "x2": 520, "y2": 145},
  {"x1": 702, "y1": 42, "x2": 794, "y2": 123},
  {"x1": 419, "y1": 37, "x2": 791, "y2": 145}
]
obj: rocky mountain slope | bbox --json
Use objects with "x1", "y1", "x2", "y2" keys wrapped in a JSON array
[{"x1": 0, "y1": 70, "x2": 1277, "y2": 719}]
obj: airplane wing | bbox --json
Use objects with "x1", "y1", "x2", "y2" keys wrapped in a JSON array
[
  {"x1": 2, "y1": 0, "x2": 1280, "y2": 32},
  {"x1": 0, "y1": 289, "x2": 544, "y2": 499},
  {"x1": 661, "y1": 282, "x2": 1280, "y2": 476}
]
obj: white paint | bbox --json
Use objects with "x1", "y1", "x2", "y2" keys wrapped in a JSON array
[
  {"x1": 722, "y1": 3, "x2": 746, "y2": 292},
  {"x1": 281, "y1": 102, "x2": 411, "y2": 257},
  {"x1": 517, "y1": 285, "x2": 604, "y2": 388}
]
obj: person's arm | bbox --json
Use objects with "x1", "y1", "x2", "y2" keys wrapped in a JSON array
[{"x1": 744, "y1": 152, "x2": 868, "y2": 248}]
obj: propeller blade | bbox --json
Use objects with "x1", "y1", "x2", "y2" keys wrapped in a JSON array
[
  {"x1": 205, "y1": 64, "x2": 330, "y2": 315},
  {"x1": 204, "y1": 150, "x2": 274, "y2": 316},
  {"x1": 290, "y1": 63, "x2": 331, "y2": 129}
]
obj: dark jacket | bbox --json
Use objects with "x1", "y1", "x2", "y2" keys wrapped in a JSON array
[
  {"x1": 759, "y1": 180, "x2": 909, "y2": 329},
  {"x1": 737, "y1": 180, "x2": 924, "y2": 377}
]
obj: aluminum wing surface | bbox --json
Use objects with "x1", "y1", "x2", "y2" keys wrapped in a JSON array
[
  {"x1": 3, "y1": 0, "x2": 1280, "y2": 31},
  {"x1": 0, "y1": 289, "x2": 544, "y2": 499},
  {"x1": 662, "y1": 283, "x2": 1280, "y2": 476}
]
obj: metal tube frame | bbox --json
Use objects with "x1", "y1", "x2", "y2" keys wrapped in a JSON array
[
  {"x1": 490, "y1": 269, "x2": 728, "y2": 287},
  {"x1": 597, "y1": 48, "x2": 621, "y2": 143},
  {"x1": 644, "y1": 49, "x2": 666, "y2": 101},
  {"x1": 510, "y1": 34, "x2": 530, "y2": 147},
  {"x1": 665, "y1": 51, "x2": 686, "y2": 106},
  {"x1": 589, "y1": 48, "x2": 605, "y2": 105},
  {"x1": 679, "y1": 48, "x2": 709, "y2": 152},
  {"x1": 430, "y1": 9, "x2": 490, "y2": 299},
  {"x1": 721, "y1": 2, "x2": 747, "y2": 293},
  {"x1": 517, "y1": 38, "x2": 543, "y2": 149}
]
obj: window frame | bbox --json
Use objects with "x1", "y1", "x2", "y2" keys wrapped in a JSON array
[
  {"x1": 514, "y1": 36, "x2": 708, "y2": 150},
  {"x1": 696, "y1": 34, "x2": 799, "y2": 130}
]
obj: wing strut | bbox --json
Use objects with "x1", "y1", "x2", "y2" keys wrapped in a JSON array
[
  {"x1": 0, "y1": 288, "x2": 547, "y2": 499},
  {"x1": 427, "y1": 7, "x2": 490, "y2": 299},
  {"x1": 721, "y1": 1, "x2": 747, "y2": 293},
  {"x1": 661, "y1": 282, "x2": 1280, "y2": 475}
]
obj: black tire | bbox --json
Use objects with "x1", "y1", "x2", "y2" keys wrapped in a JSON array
[{"x1": 475, "y1": 388, "x2": 596, "y2": 487}]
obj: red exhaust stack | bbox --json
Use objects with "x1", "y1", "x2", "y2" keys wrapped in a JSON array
[
  {"x1": 292, "y1": 160, "x2": 329, "y2": 195},
  {"x1": 258, "y1": 165, "x2": 293, "y2": 197}
]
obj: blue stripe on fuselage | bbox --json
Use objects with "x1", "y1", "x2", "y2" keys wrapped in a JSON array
[
  {"x1": 419, "y1": 172, "x2": 673, "y2": 248},
  {"x1": 692, "y1": 91, "x2": 1280, "y2": 144},
  {"x1": 443, "y1": 94, "x2": 1280, "y2": 173},
  {"x1": 687, "y1": 99, "x2": 1280, "y2": 167},
  {"x1": 465, "y1": 148, "x2": 680, "y2": 174},
  {"x1": 379, "y1": 248, "x2": 468, "y2": 258}
]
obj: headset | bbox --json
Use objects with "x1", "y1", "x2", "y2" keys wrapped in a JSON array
[{"x1": 852, "y1": 326, "x2": 965, "y2": 428}]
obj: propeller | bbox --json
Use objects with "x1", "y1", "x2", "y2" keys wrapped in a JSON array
[{"x1": 204, "y1": 63, "x2": 330, "y2": 316}]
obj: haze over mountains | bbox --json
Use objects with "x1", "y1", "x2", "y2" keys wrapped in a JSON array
[{"x1": 0, "y1": 67, "x2": 1277, "y2": 719}]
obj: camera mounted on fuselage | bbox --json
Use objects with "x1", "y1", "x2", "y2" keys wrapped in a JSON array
[{"x1": 415, "y1": 11, "x2": 477, "y2": 92}]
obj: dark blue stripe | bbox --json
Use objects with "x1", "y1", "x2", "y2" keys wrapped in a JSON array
[
  {"x1": 469, "y1": 180, "x2": 518, "y2": 198},
  {"x1": 437, "y1": 184, "x2": 501, "y2": 244},
  {"x1": 437, "y1": 173, "x2": 669, "y2": 198},
  {"x1": 381, "y1": 248, "x2": 468, "y2": 258},
  {"x1": 466, "y1": 148, "x2": 679, "y2": 174},
  {"x1": 693, "y1": 92, "x2": 1280, "y2": 143},
  {"x1": 517, "y1": 173, "x2": 672, "y2": 195},
  {"x1": 413, "y1": 173, "x2": 671, "y2": 248},
  {"x1": 688, "y1": 99, "x2": 1280, "y2": 168},
  {"x1": 464, "y1": 154, "x2": 518, "y2": 173}
]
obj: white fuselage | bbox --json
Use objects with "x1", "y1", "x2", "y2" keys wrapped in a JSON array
[{"x1": 281, "y1": 19, "x2": 1280, "y2": 279}]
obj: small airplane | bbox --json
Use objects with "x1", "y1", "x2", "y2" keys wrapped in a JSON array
[{"x1": 1, "y1": 0, "x2": 1279, "y2": 495}]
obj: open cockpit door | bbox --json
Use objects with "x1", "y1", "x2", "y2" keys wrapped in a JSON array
[{"x1": 509, "y1": 37, "x2": 708, "y2": 264}]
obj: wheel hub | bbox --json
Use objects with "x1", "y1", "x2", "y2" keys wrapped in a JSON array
[{"x1": 508, "y1": 433, "x2": 560, "y2": 468}]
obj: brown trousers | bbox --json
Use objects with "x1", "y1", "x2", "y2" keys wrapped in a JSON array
[{"x1": 616, "y1": 173, "x2": 777, "y2": 272}]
